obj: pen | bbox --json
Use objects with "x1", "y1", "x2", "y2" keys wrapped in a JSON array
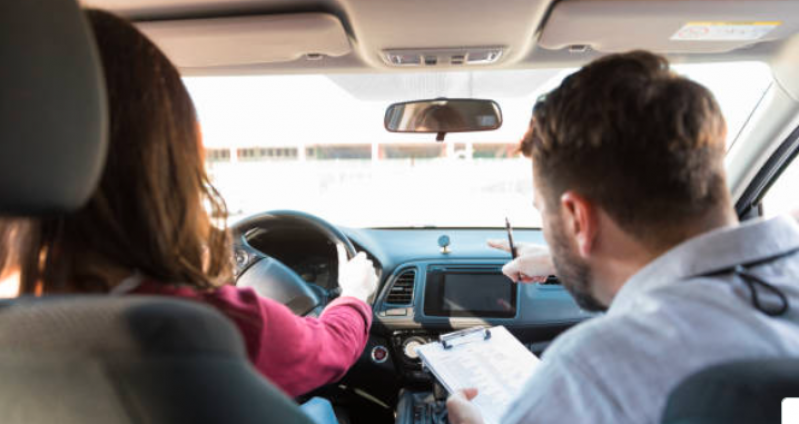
[{"x1": 505, "y1": 217, "x2": 518, "y2": 259}]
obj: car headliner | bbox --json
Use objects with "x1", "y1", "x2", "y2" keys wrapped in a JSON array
[{"x1": 82, "y1": 0, "x2": 799, "y2": 76}]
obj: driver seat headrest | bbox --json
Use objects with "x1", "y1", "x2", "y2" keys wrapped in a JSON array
[
  {"x1": 0, "y1": 0, "x2": 108, "y2": 216},
  {"x1": 0, "y1": 296, "x2": 314, "y2": 424}
]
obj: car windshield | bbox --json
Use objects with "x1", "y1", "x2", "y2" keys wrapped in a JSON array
[{"x1": 186, "y1": 61, "x2": 772, "y2": 228}]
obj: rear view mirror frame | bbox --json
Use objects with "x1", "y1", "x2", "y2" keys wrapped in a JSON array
[{"x1": 384, "y1": 98, "x2": 503, "y2": 141}]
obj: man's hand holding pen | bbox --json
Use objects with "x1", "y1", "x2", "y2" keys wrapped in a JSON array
[{"x1": 487, "y1": 238, "x2": 555, "y2": 283}]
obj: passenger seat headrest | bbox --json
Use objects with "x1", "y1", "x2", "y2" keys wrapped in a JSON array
[{"x1": 0, "y1": 0, "x2": 108, "y2": 216}]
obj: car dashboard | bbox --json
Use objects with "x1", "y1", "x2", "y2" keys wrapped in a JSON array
[
  {"x1": 246, "y1": 224, "x2": 594, "y2": 422},
  {"x1": 332, "y1": 227, "x2": 593, "y2": 416}
]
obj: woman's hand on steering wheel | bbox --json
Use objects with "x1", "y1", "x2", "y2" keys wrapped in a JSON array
[{"x1": 336, "y1": 244, "x2": 378, "y2": 302}]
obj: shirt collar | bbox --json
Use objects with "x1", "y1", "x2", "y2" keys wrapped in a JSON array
[{"x1": 609, "y1": 215, "x2": 799, "y2": 314}]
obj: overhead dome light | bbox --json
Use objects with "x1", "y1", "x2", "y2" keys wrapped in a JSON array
[
  {"x1": 465, "y1": 48, "x2": 503, "y2": 64},
  {"x1": 383, "y1": 47, "x2": 504, "y2": 67},
  {"x1": 386, "y1": 52, "x2": 423, "y2": 66}
]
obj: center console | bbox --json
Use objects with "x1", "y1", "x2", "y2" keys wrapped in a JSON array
[
  {"x1": 378, "y1": 261, "x2": 584, "y2": 424},
  {"x1": 383, "y1": 264, "x2": 519, "y2": 383},
  {"x1": 395, "y1": 388, "x2": 450, "y2": 424},
  {"x1": 387, "y1": 329, "x2": 435, "y2": 384}
]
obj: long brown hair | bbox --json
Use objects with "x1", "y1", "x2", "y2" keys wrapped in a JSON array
[{"x1": 0, "y1": 9, "x2": 231, "y2": 294}]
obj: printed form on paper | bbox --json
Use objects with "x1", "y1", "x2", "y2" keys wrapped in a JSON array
[{"x1": 415, "y1": 326, "x2": 541, "y2": 424}]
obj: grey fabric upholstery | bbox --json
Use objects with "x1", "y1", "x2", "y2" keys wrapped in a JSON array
[
  {"x1": 0, "y1": 296, "x2": 314, "y2": 424},
  {"x1": 0, "y1": 0, "x2": 108, "y2": 215},
  {"x1": 661, "y1": 358, "x2": 799, "y2": 424}
]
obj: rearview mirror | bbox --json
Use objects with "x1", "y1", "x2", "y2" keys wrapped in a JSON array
[{"x1": 384, "y1": 99, "x2": 502, "y2": 136}]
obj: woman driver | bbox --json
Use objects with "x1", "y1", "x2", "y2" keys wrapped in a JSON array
[{"x1": 0, "y1": 9, "x2": 377, "y2": 401}]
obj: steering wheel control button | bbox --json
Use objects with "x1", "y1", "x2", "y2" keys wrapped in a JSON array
[
  {"x1": 386, "y1": 308, "x2": 407, "y2": 316},
  {"x1": 234, "y1": 249, "x2": 248, "y2": 265},
  {"x1": 371, "y1": 346, "x2": 389, "y2": 364},
  {"x1": 438, "y1": 235, "x2": 451, "y2": 254}
]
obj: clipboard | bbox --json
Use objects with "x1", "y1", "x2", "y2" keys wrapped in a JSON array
[
  {"x1": 441, "y1": 326, "x2": 492, "y2": 349},
  {"x1": 415, "y1": 326, "x2": 540, "y2": 424}
]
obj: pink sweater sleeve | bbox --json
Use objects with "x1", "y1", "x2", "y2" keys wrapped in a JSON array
[{"x1": 206, "y1": 286, "x2": 373, "y2": 398}]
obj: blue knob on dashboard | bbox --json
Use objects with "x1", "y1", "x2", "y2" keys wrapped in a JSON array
[{"x1": 438, "y1": 235, "x2": 451, "y2": 254}]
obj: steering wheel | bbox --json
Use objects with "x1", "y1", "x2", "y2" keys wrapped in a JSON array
[{"x1": 230, "y1": 210, "x2": 357, "y2": 317}]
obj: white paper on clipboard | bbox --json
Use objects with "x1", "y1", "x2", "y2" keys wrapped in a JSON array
[{"x1": 415, "y1": 326, "x2": 540, "y2": 424}]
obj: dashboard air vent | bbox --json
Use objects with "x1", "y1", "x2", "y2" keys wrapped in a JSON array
[{"x1": 386, "y1": 269, "x2": 416, "y2": 305}]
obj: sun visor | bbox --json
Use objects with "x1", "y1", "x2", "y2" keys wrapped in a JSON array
[
  {"x1": 538, "y1": 0, "x2": 799, "y2": 54},
  {"x1": 137, "y1": 13, "x2": 352, "y2": 67}
]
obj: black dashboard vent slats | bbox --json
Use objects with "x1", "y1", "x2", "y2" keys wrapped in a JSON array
[
  {"x1": 543, "y1": 275, "x2": 561, "y2": 285},
  {"x1": 386, "y1": 269, "x2": 416, "y2": 305}
]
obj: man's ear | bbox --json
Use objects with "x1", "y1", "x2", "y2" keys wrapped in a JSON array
[{"x1": 559, "y1": 191, "x2": 598, "y2": 258}]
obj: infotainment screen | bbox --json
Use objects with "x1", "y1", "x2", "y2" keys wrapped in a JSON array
[{"x1": 424, "y1": 269, "x2": 517, "y2": 318}]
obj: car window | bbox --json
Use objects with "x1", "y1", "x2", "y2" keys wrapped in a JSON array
[
  {"x1": 762, "y1": 154, "x2": 799, "y2": 218},
  {"x1": 186, "y1": 61, "x2": 772, "y2": 228}
]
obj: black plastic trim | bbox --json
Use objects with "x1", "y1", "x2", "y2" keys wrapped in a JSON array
[{"x1": 735, "y1": 123, "x2": 799, "y2": 219}]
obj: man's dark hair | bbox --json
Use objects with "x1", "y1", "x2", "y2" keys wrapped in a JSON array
[{"x1": 525, "y1": 51, "x2": 729, "y2": 247}]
